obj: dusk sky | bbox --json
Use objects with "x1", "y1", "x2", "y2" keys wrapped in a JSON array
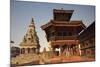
[{"x1": 10, "y1": 0, "x2": 95, "y2": 51}]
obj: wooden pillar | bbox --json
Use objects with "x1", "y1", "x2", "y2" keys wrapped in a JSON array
[
  {"x1": 60, "y1": 46, "x2": 62, "y2": 56},
  {"x1": 66, "y1": 46, "x2": 68, "y2": 56},
  {"x1": 73, "y1": 45, "x2": 75, "y2": 55},
  {"x1": 72, "y1": 45, "x2": 74, "y2": 55},
  {"x1": 69, "y1": 46, "x2": 71, "y2": 56},
  {"x1": 68, "y1": 46, "x2": 70, "y2": 56},
  {"x1": 52, "y1": 47, "x2": 55, "y2": 56},
  {"x1": 78, "y1": 44, "x2": 81, "y2": 56},
  {"x1": 70, "y1": 47, "x2": 72, "y2": 56}
]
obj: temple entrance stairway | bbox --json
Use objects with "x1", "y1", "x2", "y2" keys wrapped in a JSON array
[{"x1": 11, "y1": 53, "x2": 39, "y2": 65}]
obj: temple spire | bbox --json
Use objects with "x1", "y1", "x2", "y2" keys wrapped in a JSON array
[{"x1": 31, "y1": 17, "x2": 34, "y2": 24}]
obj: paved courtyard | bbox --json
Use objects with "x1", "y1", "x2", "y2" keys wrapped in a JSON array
[{"x1": 46, "y1": 56, "x2": 95, "y2": 64}]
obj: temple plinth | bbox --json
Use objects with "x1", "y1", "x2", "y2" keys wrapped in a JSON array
[{"x1": 41, "y1": 9, "x2": 86, "y2": 56}]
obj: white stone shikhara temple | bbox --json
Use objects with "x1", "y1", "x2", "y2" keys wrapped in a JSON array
[
  {"x1": 11, "y1": 18, "x2": 40, "y2": 65},
  {"x1": 20, "y1": 18, "x2": 40, "y2": 54}
]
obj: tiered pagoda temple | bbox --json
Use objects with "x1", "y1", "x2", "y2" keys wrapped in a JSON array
[{"x1": 41, "y1": 9, "x2": 86, "y2": 56}]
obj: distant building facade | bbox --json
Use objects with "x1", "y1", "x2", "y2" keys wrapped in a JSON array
[{"x1": 78, "y1": 21, "x2": 95, "y2": 58}]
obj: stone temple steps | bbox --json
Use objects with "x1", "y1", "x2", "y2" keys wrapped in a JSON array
[{"x1": 11, "y1": 53, "x2": 39, "y2": 65}]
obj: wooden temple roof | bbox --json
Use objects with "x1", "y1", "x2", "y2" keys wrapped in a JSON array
[
  {"x1": 78, "y1": 21, "x2": 95, "y2": 42},
  {"x1": 41, "y1": 9, "x2": 86, "y2": 31},
  {"x1": 41, "y1": 20, "x2": 86, "y2": 30},
  {"x1": 53, "y1": 9, "x2": 74, "y2": 21},
  {"x1": 53, "y1": 9, "x2": 74, "y2": 13}
]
